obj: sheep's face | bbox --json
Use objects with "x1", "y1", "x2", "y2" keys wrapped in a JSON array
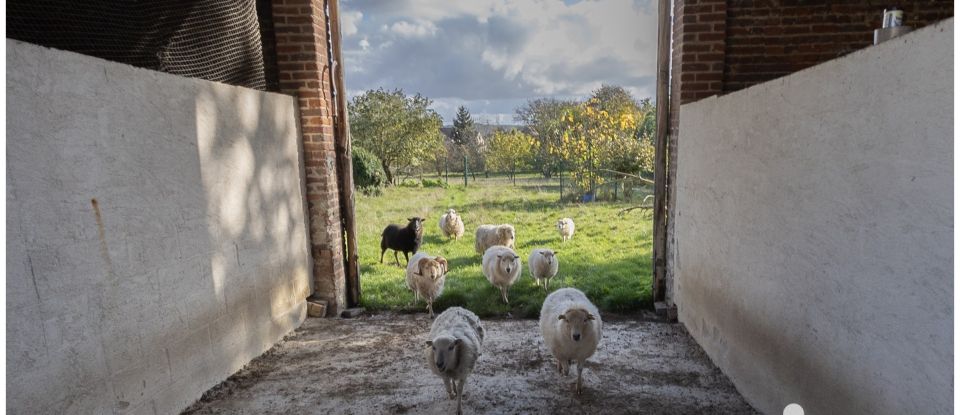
[
  {"x1": 446, "y1": 209, "x2": 457, "y2": 217},
  {"x1": 496, "y1": 254, "x2": 520, "y2": 275},
  {"x1": 416, "y1": 257, "x2": 446, "y2": 281},
  {"x1": 558, "y1": 308, "x2": 595, "y2": 343},
  {"x1": 539, "y1": 250, "x2": 555, "y2": 265},
  {"x1": 407, "y1": 217, "x2": 425, "y2": 234},
  {"x1": 557, "y1": 220, "x2": 566, "y2": 230},
  {"x1": 426, "y1": 336, "x2": 461, "y2": 372},
  {"x1": 498, "y1": 226, "x2": 515, "y2": 243}
]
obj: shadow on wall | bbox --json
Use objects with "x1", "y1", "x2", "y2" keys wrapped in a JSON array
[
  {"x1": 5, "y1": 39, "x2": 311, "y2": 414},
  {"x1": 187, "y1": 83, "x2": 312, "y2": 396}
]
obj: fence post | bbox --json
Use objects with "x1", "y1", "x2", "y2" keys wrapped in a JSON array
[
  {"x1": 512, "y1": 161, "x2": 516, "y2": 186},
  {"x1": 559, "y1": 167, "x2": 563, "y2": 202},
  {"x1": 463, "y1": 155, "x2": 468, "y2": 187}
]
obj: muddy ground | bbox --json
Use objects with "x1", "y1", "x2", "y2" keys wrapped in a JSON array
[{"x1": 182, "y1": 313, "x2": 757, "y2": 414}]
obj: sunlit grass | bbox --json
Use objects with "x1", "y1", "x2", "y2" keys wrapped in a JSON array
[{"x1": 356, "y1": 176, "x2": 653, "y2": 318}]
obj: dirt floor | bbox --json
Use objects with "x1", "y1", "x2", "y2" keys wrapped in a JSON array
[{"x1": 182, "y1": 313, "x2": 758, "y2": 415}]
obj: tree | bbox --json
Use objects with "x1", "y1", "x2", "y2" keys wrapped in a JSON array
[
  {"x1": 485, "y1": 129, "x2": 539, "y2": 174},
  {"x1": 348, "y1": 88, "x2": 444, "y2": 184},
  {"x1": 451, "y1": 106, "x2": 477, "y2": 146},
  {"x1": 553, "y1": 85, "x2": 646, "y2": 194},
  {"x1": 514, "y1": 98, "x2": 578, "y2": 177},
  {"x1": 351, "y1": 146, "x2": 387, "y2": 194}
]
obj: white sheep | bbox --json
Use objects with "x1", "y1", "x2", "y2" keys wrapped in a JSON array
[
  {"x1": 481, "y1": 245, "x2": 521, "y2": 303},
  {"x1": 474, "y1": 224, "x2": 515, "y2": 254},
  {"x1": 425, "y1": 307, "x2": 484, "y2": 415},
  {"x1": 439, "y1": 209, "x2": 465, "y2": 240},
  {"x1": 539, "y1": 287, "x2": 603, "y2": 396},
  {"x1": 528, "y1": 248, "x2": 559, "y2": 291},
  {"x1": 557, "y1": 218, "x2": 575, "y2": 242},
  {"x1": 406, "y1": 252, "x2": 449, "y2": 318}
]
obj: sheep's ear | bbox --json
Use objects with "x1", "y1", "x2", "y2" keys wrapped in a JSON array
[
  {"x1": 417, "y1": 258, "x2": 431, "y2": 276},
  {"x1": 513, "y1": 255, "x2": 520, "y2": 260},
  {"x1": 496, "y1": 254, "x2": 503, "y2": 259},
  {"x1": 557, "y1": 315, "x2": 565, "y2": 321},
  {"x1": 586, "y1": 313, "x2": 596, "y2": 321},
  {"x1": 426, "y1": 340, "x2": 433, "y2": 347},
  {"x1": 408, "y1": 217, "x2": 415, "y2": 221}
]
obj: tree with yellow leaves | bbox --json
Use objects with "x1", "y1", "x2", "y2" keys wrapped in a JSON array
[
  {"x1": 485, "y1": 129, "x2": 539, "y2": 175},
  {"x1": 554, "y1": 85, "x2": 644, "y2": 195}
]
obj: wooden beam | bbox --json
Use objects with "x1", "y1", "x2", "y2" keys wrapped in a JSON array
[
  {"x1": 651, "y1": 0, "x2": 671, "y2": 303},
  {"x1": 327, "y1": 0, "x2": 361, "y2": 307}
]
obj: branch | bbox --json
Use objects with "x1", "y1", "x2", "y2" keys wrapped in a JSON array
[
  {"x1": 617, "y1": 195, "x2": 655, "y2": 216},
  {"x1": 598, "y1": 169, "x2": 654, "y2": 184}
]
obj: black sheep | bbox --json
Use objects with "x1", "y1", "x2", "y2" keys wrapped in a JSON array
[{"x1": 380, "y1": 217, "x2": 425, "y2": 266}]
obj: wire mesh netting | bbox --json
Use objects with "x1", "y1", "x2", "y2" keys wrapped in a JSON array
[
  {"x1": 8, "y1": 0, "x2": 268, "y2": 90},
  {"x1": 416, "y1": 169, "x2": 654, "y2": 205}
]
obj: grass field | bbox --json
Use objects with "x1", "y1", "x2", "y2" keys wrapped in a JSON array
[{"x1": 355, "y1": 175, "x2": 654, "y2": 318}]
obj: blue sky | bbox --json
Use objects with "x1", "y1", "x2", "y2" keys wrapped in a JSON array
[{"x1": 339, "y1": 0, "x2": 658, "y2": 124}]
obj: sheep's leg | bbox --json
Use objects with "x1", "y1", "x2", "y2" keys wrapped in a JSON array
[
  {"x1": 456, "y1": 378, "x2": 466, "y2": 415},
  {"x1": 394, "y1": 251, "x2": 400, "y2": 267},
  {"x1": 380, "y1": 248, "x2": 386, "y2": 263},
  {"x1": 427, "y1": 302, "x2": 434, "y2": 319},
  {"x1": 443, "y1": 378, "x2": 454, "y2": 399},
  {"x1": 576, "y1": 360, "x2": 585, "y2": 396},
  {"x1": 559, "y1": 359, "x2": 570, "y2": 377},
  {"x1": 545, "y1": 277, "x2": 551, "y2": 291},
  {"x1": 500, "y1": 286, "x2": 509, "y2": 304},
  {"x1": 404, "y1": 251, "x2": 410, "y2": 265}
]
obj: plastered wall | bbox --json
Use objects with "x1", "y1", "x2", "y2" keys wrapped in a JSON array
[
  {"x1": 7, "y1": 39, "x2": 312, "y2": 414},
  {"x1": 674, "y1": 19, "x2": 952, "y2": 415}
]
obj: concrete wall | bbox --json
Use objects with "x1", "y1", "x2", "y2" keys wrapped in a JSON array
[
  {"x1": 7, "y1": 40, "x2": 312, "y2": 414},
  {"x1": 674, "y1": 20, "x2": 952, "y2": 415}
]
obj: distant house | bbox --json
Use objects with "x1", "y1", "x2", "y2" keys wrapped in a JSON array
[{"x1": 439, "y1": 123, "x2": 524, "y2": 149}]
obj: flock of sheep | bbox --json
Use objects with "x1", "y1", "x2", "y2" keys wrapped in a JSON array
[{"x1": 379, "y1": 210, "x2": 600, "y2": 414}]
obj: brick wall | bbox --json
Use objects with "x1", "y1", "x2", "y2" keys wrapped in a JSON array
[
  {"x1": 724, "y1": 0, "x2": 954, "y2": 92},
  {"x1": 670, "y1": 0, "x2": 727, "y2": 134},
  {"x1": 671, "y1": 0, "x2": 954, "y2": 111},
  {"x1": 271, "y1": 0, "x2": 347, "y2": 316}
]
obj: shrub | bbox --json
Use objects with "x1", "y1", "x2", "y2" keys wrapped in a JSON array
[
  {"x1": 421, "y1": 178, "x2": 448, "y2": 188},
  {"x1": 353, "y1": 146, "x2": 386, "y2": 194}
]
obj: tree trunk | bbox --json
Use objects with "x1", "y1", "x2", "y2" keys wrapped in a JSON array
[{"x1": 382, "y1": 161, "x2": 394, "y2": 185}]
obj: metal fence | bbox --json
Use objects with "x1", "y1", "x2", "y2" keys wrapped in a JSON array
[{"x1": 418, "y1": 168, "x2": 654, "y2": 204}]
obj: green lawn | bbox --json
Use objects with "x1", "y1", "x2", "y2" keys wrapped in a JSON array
[{"x1": 356, "y1": 176, "x2": 653, "y2": 318}]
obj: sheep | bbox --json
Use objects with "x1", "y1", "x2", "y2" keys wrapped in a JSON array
[
  {"x1": 539, "y1": 287, "x2": 603, "y2": 396},
  {"x1": 481, "y1": 245, "x2": 521, "y2": 303},
  {"x1": 406, "y1": 252, "x2": 448, "y2": 318},
  {"x1": 557, "y1": 217, "x2": 575, "y2": 242},
  {"x1": 380, "y1": 217, "x2": 425, "y2": 266},
  {"x1": 528, "y1": 248, "x2": 559, "y2": 291},
  {"x1": 474, "y1": 224, "x2": 515, "y2": 254},
  {"x1": 439, "y1": 209, "x2": 465, "y2": 240},
  {"x1": 425, "y1": 307, "x2": 484, "y2": 415}
]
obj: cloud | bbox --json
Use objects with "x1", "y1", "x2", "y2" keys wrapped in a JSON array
[
  {"x1": 340, "y1": 0, "x2": 658, "y2": 122},
  {"x1": 340, "y1": 11, "x2": 363, "y2": 36},
  {"x1": 384, "y1": 20, "x2": 439, "y2": 38}
]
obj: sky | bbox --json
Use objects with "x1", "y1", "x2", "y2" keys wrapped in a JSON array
[{"x1": 339, "y1": 0, "x2": 658, "y2": 125}]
